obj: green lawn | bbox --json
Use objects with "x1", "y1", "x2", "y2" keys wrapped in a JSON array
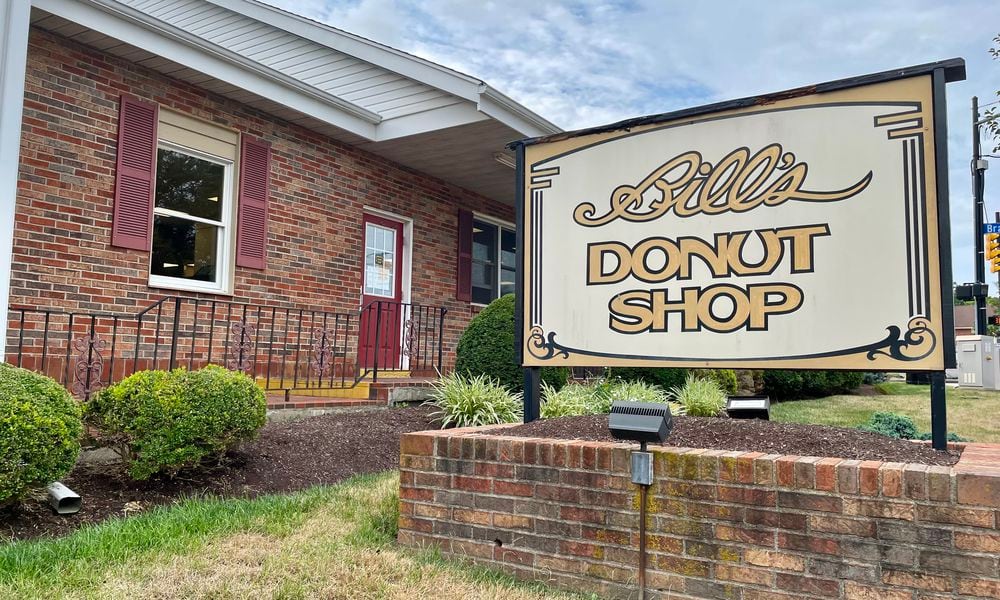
[
  {"x1": 771, "y1": 383, "x2": 1000, "y2": 442},
  {"x1": 0, "y1": 473, "x2": 591, "y2": 600}
]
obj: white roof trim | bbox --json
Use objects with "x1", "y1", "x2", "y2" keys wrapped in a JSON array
[
  {"x1": 206, "y1": 0, "x2": 561, "y2": 137},
  {"x1": 34, "y1": 0, "x2": 562, "y2": 141}
]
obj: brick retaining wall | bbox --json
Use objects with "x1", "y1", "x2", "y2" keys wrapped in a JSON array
[{"x1": 397, "y1": 428, "x2": 1000, "y2": 599}]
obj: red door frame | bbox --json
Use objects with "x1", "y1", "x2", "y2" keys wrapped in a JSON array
[{"x1": 358, "y1": 213, "x2": 405, "y2": 370}]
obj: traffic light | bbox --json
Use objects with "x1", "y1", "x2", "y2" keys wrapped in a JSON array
[
  {"x1": 988, "y1": 233, "x2": 1000, "y2": 273},
  {"x1": 990, "y1": 315, "x2": 1000, "y2": 327}
]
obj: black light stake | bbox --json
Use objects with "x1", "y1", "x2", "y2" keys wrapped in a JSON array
[{"x1": 609, "y1": 401, "x2": 673, "y2": 600}]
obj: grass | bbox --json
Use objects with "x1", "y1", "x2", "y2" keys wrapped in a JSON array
[
  {"x1": 0, "y1": 473, "x2": 593, "y2": 600},
  {"x1": 771, "y1": 384, "x2": 1000, "y2": 442}
]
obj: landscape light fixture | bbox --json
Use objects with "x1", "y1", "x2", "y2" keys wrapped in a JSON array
[
  {"x1": 725, "y1": 395, "x2": 771, "y2": 420},
  {"x1": 608, "y1": 401, "x2": 673, "y2": 600}
]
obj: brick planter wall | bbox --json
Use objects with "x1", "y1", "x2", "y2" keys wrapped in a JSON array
[{"x1": 397, "y1": 428, "x2": 1000, "y2": 599}]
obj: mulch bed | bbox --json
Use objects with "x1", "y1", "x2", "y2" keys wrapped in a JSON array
[
  {"x1": 1, "y1": 406, "x2": 438, "y2": 543},
  {"x1": 494, "y1": 415, "x2": 961, "y2": 466}
]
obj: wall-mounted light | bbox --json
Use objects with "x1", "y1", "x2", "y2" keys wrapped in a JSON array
[{"x1": 493, "y1": 152, "x2": 516, "y2": 169}]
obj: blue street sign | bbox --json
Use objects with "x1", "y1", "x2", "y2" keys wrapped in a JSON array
[{"x1": 984, "y1": 223, "x2": 1000, "y2": 234}]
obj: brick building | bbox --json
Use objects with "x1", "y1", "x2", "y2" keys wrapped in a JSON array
[{"x1": 0, "y1": 0, "x2": 558, "y2": 402}]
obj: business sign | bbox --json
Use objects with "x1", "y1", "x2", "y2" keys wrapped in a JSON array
[{"x1": 516, "y1": 63, "x2": 963, "y2": 371}]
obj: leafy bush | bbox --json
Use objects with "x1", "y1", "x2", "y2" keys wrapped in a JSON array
[
  {"x1": 605, "y1": 367, "x2": 688, "y2": 391},
  {"x1": 454, "y1": 294, "x2": 568, "y2": 392},
  {"x1": 762, "y1": 370, "x2": 865, "y2": 400},
  {"x1": 691, "y1": 369, "x2": 738, "y2": 395},
  {"x1": 0, "y1": 364, "x2": 82, "y2": 505},
  {"x1": 429, "y1": 373, "x2": 522, "y2": 428},
  {"x1": 86, "y1": 366, "x2": 266, "y2": 480},
  {"x1": 856, "y1": 412, "x2": 917, "y2": 440},
  {"x1": 668, "y1": 375, "x2": 727, "y2": 417},
  {"x1": 862, "y1": 372, "x2": 888, "y2": 385}
]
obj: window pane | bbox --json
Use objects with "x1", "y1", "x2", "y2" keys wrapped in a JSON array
[
  {"x1": 364, "y1": 223, "x2": 396, "y2": 297},
  {"x1": 151, "y1": 215, "x2": 219, "y2": 282},
  {"x1": 500, "y1": 229, "x2": 516, "y2": 269},
  {"x1": 500, "y1": 266, "x2": 516, "y2": 297},
  {"x1": 473, "y1": 221, "x2": 496, "y2": 263},
  {"x1": 155, "y1": 148, "x2": 225, "y2": 221},
  {"x1": 472, "y1": 261, "x2": 494, "y2": 288},
  {"x1": 472, "y1": 285, "x2": 493, "y2": 305}
]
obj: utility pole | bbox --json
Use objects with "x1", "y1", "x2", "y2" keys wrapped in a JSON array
[{"x1": 973, "y1": 96, "x2": 988, "y2": 334}]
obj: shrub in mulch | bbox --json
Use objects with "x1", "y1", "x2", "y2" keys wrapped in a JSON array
[
  {"x1": 2, "y1": 406, "x2": 438, "y2": 543},
  {"x1": 85, "y1": 366, "x2": 266, "y2": 480},
  {"x1": 0, "y1": 363, "x2": 82, "y2": 506}
]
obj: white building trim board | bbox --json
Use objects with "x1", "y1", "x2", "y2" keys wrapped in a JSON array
[{"x1": 0, "y1": 0, "x2": 31, "y2": 358}]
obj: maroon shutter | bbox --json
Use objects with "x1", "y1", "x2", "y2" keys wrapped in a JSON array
[
  {"x1": 236, "y1": 136, "x2": 271, "y2": 269},
  {"x1": 112, "y1": 95, "x2": 158, "y2": 250},
  {"x1": 456, "y1": 209, "x2": 473, "y2": 301}
]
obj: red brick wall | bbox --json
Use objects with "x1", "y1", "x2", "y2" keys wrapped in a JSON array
[
  {"x1": 11, "y1": 27, "x2": 511, "y2": 367},
  {"x1": 399, "y1": 429, "x2": 1000, "y2": 599}
]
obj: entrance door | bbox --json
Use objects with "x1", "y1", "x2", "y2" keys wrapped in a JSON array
[{"x1": 358, "y1": 214, "x2": 404, "y2": 369}]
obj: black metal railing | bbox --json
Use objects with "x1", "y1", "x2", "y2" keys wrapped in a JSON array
[
  {"x1": 356, "y1": 300, "x2": 447, "y2": 383},
  {"x1": 6, "y1": 296, "x2": 448, "y2": 399}
]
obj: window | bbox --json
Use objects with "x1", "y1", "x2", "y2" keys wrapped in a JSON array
[
  {"x1": 148, "y1": 143, "x2": 233, "y2": 292},
  {"x1": 471, "y1": 219, "x2": 515, "y2": 304}
]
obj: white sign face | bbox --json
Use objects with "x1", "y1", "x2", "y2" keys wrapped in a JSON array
[{"x1": 521, "y1": 75, "x2": 948, "y2": 370}]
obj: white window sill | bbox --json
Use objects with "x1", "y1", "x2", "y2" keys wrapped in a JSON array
[{"x1": 148, "y1": 277, "x2": 233, "y2": 297}]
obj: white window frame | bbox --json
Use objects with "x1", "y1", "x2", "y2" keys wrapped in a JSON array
[
  {"x1": 471, "y1": 214, "x2": 516, "y2": 307},
  {"x1": 148, "y1": 140, "x2": 234, "y2": 294}
]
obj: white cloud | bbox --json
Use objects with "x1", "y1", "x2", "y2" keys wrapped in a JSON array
[{"x1": 264, "y1": 0, "x2": 1000, "y2": 287}]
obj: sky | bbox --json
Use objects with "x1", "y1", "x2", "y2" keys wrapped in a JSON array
[{"x1": 264, "y1": 0, "x2": 1000, "y2": 289}]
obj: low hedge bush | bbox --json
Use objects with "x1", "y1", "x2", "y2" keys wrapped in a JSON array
[
  {"x1": 454, "y1": 294, "x2": 568, "y2": 392},
  {"x1": 85, "y1": 365, "x2": 266, "y2": 480},
  {"x1": 0, "y1": 364, "x2": 82, "y2": 505},
  {"x1": 762, "y1": 370, "x2": 865, "y2": 400},
  {"x1": 429, "y1": 373, "x2": 522, "y2": 428},
  {"x1": 856, "y1": 412, "x2": 917, "y2": 439}
]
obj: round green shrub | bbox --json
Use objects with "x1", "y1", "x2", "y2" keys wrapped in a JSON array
[
  {"x1": 454, "y1": 294, "x2": 568, "y2": 392},
  {"x1": 605, "y1": 367, "x2": 688, "y2": 390},
  {"x1": 86, "y1": 365, "x2": 266, "y2": 480},
  {"x1": 762, "y1": 370, "x2": 864, "y2": 400},
  {"x1": 0, "y1": 363, "x2": 82, "y2": 505}
]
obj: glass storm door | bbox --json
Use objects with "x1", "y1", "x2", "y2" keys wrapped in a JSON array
[{"x1": 358, "y1": 214, "x2": 404, "y2": 369}]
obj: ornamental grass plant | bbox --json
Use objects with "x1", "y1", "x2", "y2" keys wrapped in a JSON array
[
  {"x1": 540, "y1": 377, "x2": 684, "y2": 418},
  {"x1": 668, "y1": 374, "x2": 727, "y2": 417},
  {"x1": 428, "y1": 373, "x2": 522, "y2": 428}
]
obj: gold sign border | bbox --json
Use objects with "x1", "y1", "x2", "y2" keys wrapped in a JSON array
[{"x1": 520, "y1": 75, "x2": 945, "y2": 371}]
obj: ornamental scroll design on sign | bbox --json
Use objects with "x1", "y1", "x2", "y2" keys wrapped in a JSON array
[
  {"x1": 526, "y1": 326, "x2": 569, "y2": 361},
  {"x1": 866, "y1": 317, "x2": 937, "y2": 362},
  {"x1": 72, "y1": 334, "x2": 106, "y2": 397},
  {"x1": 227, "y1": 320, "x2": 256, "y2": 373},
  {"x1": 310, "y1": 328, "x2": 337, "y2": 378}
]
